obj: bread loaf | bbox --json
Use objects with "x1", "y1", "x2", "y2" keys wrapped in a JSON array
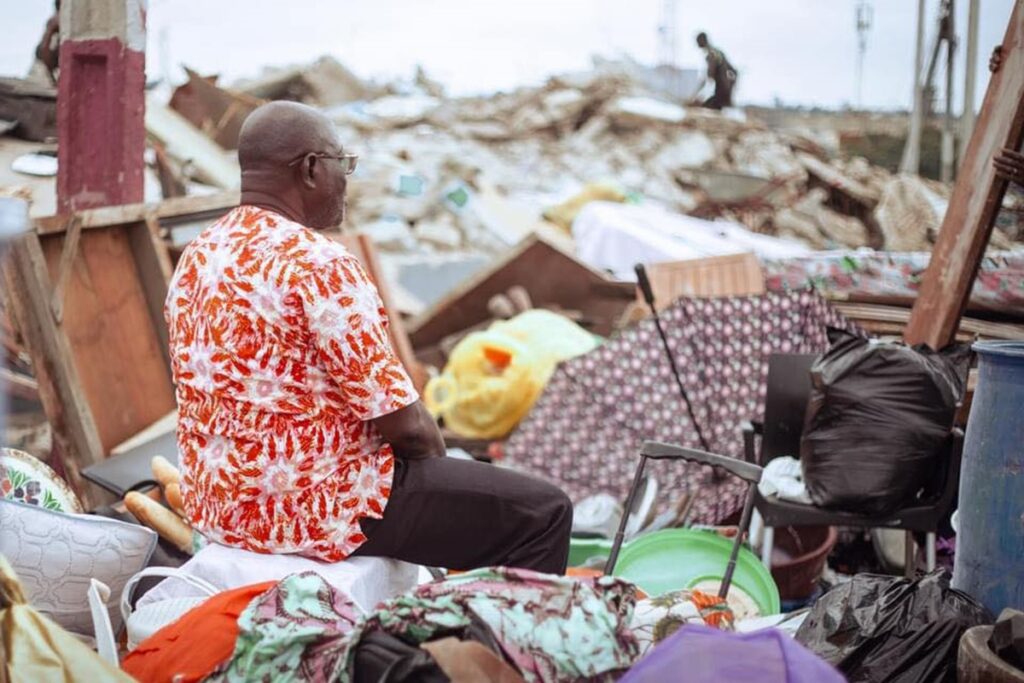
[
  {"x1": 150, "y1": 455, "x2": 180, "y2": 488},
  {"x1": 124, "y1": 491, "x2": 192, "y2": 553}
]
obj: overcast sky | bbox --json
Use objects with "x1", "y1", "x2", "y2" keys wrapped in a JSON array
[{"x1": 1, "y1": 0, "x2": 1015, "y2": 110}]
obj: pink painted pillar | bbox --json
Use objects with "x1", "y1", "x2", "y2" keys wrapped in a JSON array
[{"x1": 57, "y1": 0, "x2": 147, "y2": 212}]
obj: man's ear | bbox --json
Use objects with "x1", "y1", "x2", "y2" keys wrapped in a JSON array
[{"x1": 300, "y1": 155, "x2": 317, "y2": 189}]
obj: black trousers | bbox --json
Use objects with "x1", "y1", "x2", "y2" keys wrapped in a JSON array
[
  {"x1": 353, "y1": 457, "x2": 572, "y2": 575},
  {"x1": 703, "y1": 81, "x2": 734, "y2": 110}
]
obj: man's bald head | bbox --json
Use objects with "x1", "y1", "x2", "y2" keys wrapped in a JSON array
[
  {"x1": 239, "y1": 101, "x2": 340, "y2": 169},
  {"x1": 237, "y1": 101, "x2": 349, "y2": 229}
]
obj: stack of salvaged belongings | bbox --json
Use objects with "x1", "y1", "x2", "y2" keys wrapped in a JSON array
[{"x1": 124, "y1": 568, "x2": 640, "y2": 682}]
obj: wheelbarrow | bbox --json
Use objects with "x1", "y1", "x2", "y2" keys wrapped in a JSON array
[{"x1": 604, "y1": 441, "x2": 764, "y2": 603}]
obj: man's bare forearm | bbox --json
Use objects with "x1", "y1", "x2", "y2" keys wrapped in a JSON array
[{"x1": 372, "y1": 401, "x2": 446, "y2": 460}]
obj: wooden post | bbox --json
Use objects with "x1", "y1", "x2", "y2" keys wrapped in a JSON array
[
  {"x1": 905, "y1": 2, "x2": 1024, "y2": 349},
  {"x1": 56, "y1": 0, "x2": 147, "y2": 212},
  {"x1": 2, "y1": 230, "x2": 105, "y2": 505}
]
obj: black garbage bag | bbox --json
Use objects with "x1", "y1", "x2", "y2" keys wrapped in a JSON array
[
  {"x1": 801, "y1": 328, "x2": 970, "y2": 515},
  {"x1": 795, "y1": 570, "x2": 992, "y2": 683}
]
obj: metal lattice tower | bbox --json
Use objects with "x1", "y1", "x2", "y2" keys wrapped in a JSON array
[
  {"x1": 855, "y1": 0, "x2": 874, "y2": 108},
  {"x1": 658, "y1": 0, "x2": 678, "y2": 67}
]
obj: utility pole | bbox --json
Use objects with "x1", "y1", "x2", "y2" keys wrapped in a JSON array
[
  {"x1": 901, "y1": 0, "x2": 958, "y2": 179},
  {"x1": 901, "y1": 0, "x2": 927, "y2": 174},
  {"x1": 57, "y1": 0, "x2": 147, "y2": 212},
  {"x1": 960, "y1": 0, "x2": 980, "y2": 164},
  {"x1": 941, "y1": 0, "x2": 957, "y2": 183},
  {"x1": 855, "y1": 1, "x2": 874, "y2": 109}
]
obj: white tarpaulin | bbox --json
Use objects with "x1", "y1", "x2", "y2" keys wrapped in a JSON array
[{"x1": 573, "y1": 201, "x2": 811, "y2": 280}]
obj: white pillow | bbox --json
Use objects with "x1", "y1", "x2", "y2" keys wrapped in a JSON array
[
  {"x1": 137, "y1": 542, "x2": 419, "y2": 613},
  {"x1": 0, "y1": 499, "x2": 157, "y2": 635}
]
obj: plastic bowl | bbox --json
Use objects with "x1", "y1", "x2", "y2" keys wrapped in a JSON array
[
  {"x1": 569, "y1": 536, "x2": 616, "y2": 568},
  {"x1": 612, "y1": 528, "x2": 781, "y2": 615}
]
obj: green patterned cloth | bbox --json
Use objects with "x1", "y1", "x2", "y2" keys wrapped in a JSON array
[{"x1": 212, "y1": 567, "x2": 639, "y2": 682}]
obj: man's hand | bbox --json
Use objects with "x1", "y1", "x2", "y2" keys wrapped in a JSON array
[
  {"x1": 989, "y1": 45, "x2": 1003, "y2": 73},
  {"x1": 371, "y1": 400, "x2": 446, "y2": 460},
  {"x1": 994, "y1": 148, "x2": 1024, "y2": 187}
]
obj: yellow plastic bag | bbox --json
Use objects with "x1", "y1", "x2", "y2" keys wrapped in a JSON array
[
  {"x1": 425, "y1": 310, "x2": 599, "y2": 439},
  {"x1": 542, "y1": 182, "x2": 627, "y2": 233}
]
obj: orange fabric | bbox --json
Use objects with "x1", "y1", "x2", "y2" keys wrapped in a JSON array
[
  {"x1": 166, "y1": 206, "x2": 418, "y2": 561},
  {"x1": 121, "y1": 581, "x2": 276, "y2": 683}
]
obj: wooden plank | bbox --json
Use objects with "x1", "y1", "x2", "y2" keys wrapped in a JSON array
[
  {"x1": 905, "y1": 4, "x2": 1024, "y2": 348},
  {"x1": 128, "y1": 214, "x2": 175, "y2": 373},
  {"x1": 408, "y1": 233, "x2": 629, "y2": 349},
  {"x1": 168, "y1": 68, "x2": 263, "y2": 150},
  {"x1": 836, "y1": 302, "x2": 1024, "y2": 341},
  {"x1": 34, "y1": 191, "x2": 239, "y2": 235},
  {"x1": 2, "y1": 232, "x2": 103, "y2": 503},
  {"x1": 48, "y1": 216, "x2": 81, "y2": 324},
  {"x1": 110, "y1": 410, "x2": 176, "y2": 456},
  {"x1": 643, "y1": 252, "x2": 765, "y2": 310},
  {"x1": 39, "y1": 224, "x2": 176, "y2": 454},
  {"x1": 0, "y1": 367, "x2": 39, "y2": 402}
]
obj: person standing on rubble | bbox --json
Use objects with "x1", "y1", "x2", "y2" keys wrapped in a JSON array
[
  {"x1": 30, "y1": 0, "x2": 61, "y2": 85},
  {"x1": 695, "y1": 32, "x2": 737, "y2": 110},
  {"x1": 165, "y1": 101, "x2": 572, "y2": 574}
]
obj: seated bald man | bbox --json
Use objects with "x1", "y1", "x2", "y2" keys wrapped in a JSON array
[{"x1": 166, "y1": 102, "x2": 572, "y2": 573}]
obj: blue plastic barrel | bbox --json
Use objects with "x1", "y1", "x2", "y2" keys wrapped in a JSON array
[{"x1": 953, "y1": 341, "x2": 1024, "y2": 614}]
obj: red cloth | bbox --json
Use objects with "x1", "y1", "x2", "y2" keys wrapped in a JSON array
[{"x1": 121, "y1": 581, "x2": 276, "y2": 683}]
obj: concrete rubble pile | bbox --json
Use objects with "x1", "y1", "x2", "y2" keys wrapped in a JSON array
[{"x1": 158, "y1": 56, "x2": 1014, "y2": 265}]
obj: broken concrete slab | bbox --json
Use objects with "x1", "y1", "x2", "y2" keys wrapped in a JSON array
[
  {"x1": 0, "y1": 78, "x2": 57, "y2": 142},
  {"x1": 873, "y1": 175, "x2": 942, "y2": 251},
  {"x1": 235, "y1": 56, "x2": 376, "y2": 108},
  {"x1": 145, "y1": 98, "x2": 240, "y2": 189}
]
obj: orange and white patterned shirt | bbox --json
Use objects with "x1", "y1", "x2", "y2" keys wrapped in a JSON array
[{"x1": 165, "y1": 205, "x2": 417, "y2": 561}]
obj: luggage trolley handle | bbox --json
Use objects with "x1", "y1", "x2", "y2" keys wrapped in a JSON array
[
  {"x1": 603, "y1": 441, "x2": 764, "y2": 604},
  {"x1": 640, "y1": 441, "x2": 763, "y2": 485}
]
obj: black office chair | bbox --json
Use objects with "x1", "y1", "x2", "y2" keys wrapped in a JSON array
[{"x1": 742, "y1": 353, "x2": 964, "y2": 576}]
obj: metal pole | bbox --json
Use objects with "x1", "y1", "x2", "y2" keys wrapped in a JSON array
[
  {"x1": 604, "y1": 456, "x2": 649, "y2": 575},
  {"x1": 720, "y1": 481, "x2": 758, "y2": 600},
  {"x1": 941, "y1": 0, "x2": 957, "y2": 182},
  {"x1": 901, "y1": 0, "x2": 928, "y2": 174},
  {"x1": 634, "y1": 265, "x2": 712, "y2": 453},
  {"x1": 960, "y1": 0, "x2": 980, "y2": 164}
]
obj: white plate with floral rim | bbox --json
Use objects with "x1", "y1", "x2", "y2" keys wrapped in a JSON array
[{"x1": 0, "y1": 447, "x2": 83, "y2": 513}]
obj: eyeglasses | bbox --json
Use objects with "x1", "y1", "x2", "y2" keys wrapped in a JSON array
[{"x1": 287, "y1": 152, "x2": 358, "y2": 175}]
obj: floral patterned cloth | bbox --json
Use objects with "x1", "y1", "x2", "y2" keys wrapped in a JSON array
[
  {"x1": 356, "y1": 568, "x2": 639, "y2": 683},
  {"x1": 762, "y1": 248, "x2": 1024, "y2": 315},
  {"x1": 212, "y1": 572, "x2": 361, "y2": 682},
  {"x1": 504, "y1": 291, "x2": 856, "y2": 526},
  {"x1": 630, "y1": 589, "x2": 733, "y2": 658},
  {"x1": 166, "y1": 206, "x2": 418, "y2": 562},
  {"x1": 212, "y1": 568, "x2": 639, "y2": 683}
]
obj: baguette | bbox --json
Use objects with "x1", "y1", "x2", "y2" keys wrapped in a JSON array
[
  {"x1": 163, "y1": 482, "x2": 186, "y2": 518},
  {"x1": 151, "y1": 455, "x2": 181, "y2": 488},
  {"x1": 124, "y1": 491, "x2": 192, "y2": 553}
]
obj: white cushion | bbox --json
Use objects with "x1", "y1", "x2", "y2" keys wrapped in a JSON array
[
  {"x1": 0, "y1": 499, "x2": 157, "y2": 635},
  {"x1": 137, "y1": 542, "x2": 419, "y2": 613}
]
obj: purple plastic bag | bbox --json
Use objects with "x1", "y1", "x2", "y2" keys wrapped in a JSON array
[{"x1": 621, "y1": 624, "x2": 845, "y2": 683}]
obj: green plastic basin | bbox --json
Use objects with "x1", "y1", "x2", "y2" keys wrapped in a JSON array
[
  {"x1": 612, "y1": 528, "x2": 781, "y2": 615},
  {"x1": 569, "y1": 536, "x2": 615, "y2": 567}
]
